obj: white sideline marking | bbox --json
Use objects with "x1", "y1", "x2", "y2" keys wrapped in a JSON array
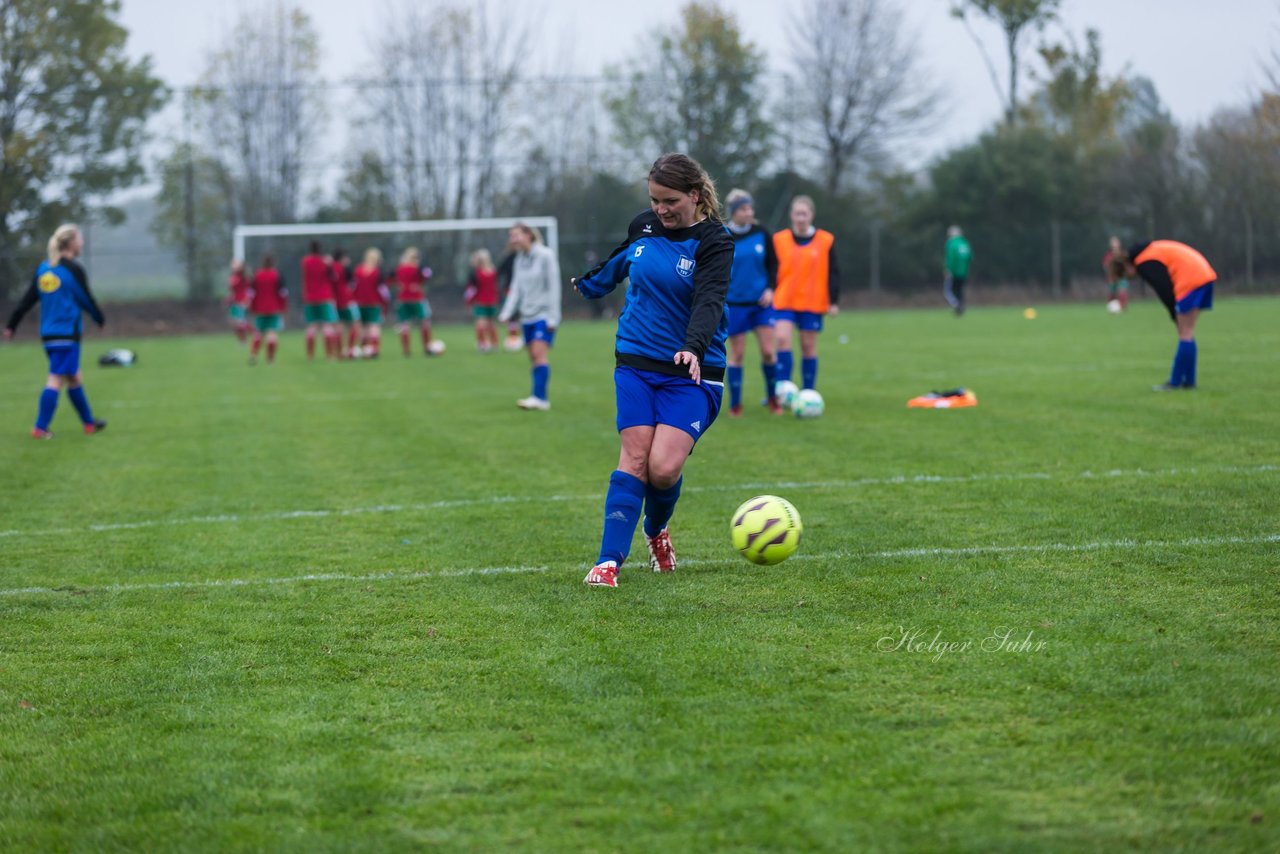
[
  {"x1": 676, "y1": 533, "x2": 1280, "y2": 568},
  {"x1": 800, "y1": 532, "x2": 1280, "y2": 562},
  {"x1": 0, "y1": 565, "x2": 549, "y2": 597},
  {"x1": 0, "y1": 464, "x2": 1275, "y2": 542},
  {"x1": 1, "y1": 534, "x2": 1275, "y2": 598}
]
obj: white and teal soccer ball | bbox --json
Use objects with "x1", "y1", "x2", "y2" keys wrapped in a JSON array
[
  {"x1": 792, "y1": 389, "x2": 824, "y2": 419},
  {"x1": 1106, "y1": 299, "x2": 1123, "y2": 314},
  {"x1": 774, "y1": 380, "x2": 799, "y2": 409},
  {"x1": 428, "y1": 339, "x2": 446, "y2": 355}
]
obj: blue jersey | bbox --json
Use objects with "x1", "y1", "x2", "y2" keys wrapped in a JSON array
[
  {"x1": 5, "y1": 258, "x2": 104, "y2": 342},
  {"x1": 577, "y1": 210, "x2": 733, "y2": 382},
  {"x1": 726, "y1": 224, "x2": 777, "y2": 306}
]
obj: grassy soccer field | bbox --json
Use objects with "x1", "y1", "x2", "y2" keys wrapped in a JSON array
[{"x1": 1, "y1": 299, "x2": 1277, "y2": 851}]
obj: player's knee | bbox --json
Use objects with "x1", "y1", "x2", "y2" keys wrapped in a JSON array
[
  {"x1": 617, "y1": 453, "x2": 647, "y2": 480},
  {"x1": 647, "y1": 458, "x2": 683, "y2": 489}
]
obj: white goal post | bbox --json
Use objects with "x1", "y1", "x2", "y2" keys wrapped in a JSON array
[{"x1": 232, "y1": 216, "x2": 559, "y2": 265}]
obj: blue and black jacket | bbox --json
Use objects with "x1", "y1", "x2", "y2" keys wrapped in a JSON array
[
  {"x1": 577, "y1": 210, "x2": 733, "y2": 382},
  {"x1": 727, "y1": 223, "x2": 777, "y2": 306},
  {"x1": 5, "y1": 258, "x2": 104, "y2": 343}
]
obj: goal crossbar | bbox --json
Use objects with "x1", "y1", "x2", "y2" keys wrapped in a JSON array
[{"x1": 232, "y1": 216, "x2": 559, "y2": 263}]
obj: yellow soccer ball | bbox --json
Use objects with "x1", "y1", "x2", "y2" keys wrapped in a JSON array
[{"x1": 730, "y1": 495, "x2": 803, "y2": 565}]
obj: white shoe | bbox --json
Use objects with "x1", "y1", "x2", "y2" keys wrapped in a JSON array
[{"x1": 516, "y1": 396, "x2": 550, "y2": 410}]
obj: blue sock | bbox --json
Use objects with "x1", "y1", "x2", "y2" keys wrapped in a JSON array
[
  {"x1": 532, "y1": 364, "x2": 549, "y2": 400},
  {"x1": 35, "y1": 388, "x2": 59, "y2": 431},
  {"x1": 762, "y1": 361, "x2": 777, "y2": 399},
  {"x1": 642, "y1": 477, "x2": 682, "y2": 538},
  {"x1": 776, "y1": 350, "x2": 794, "y2": 383},
  {"x1": 597, "y1": 470, "x2": 646, "y2": 565},
  {"x1": 67, "y1": 386, "x2": 94, "y2": 424},
  {"x1": 727, "y1": 365, "x2": 743, "y2": 408},
  {"x1": 1178, "y1": 340, "x2": 1197, "y2": 387},
  {"x1": 802, "y1": 357, "x2": 818, "y2": 390}
]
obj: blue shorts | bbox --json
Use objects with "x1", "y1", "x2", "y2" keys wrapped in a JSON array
[
  {"x1": 726, "y1": 304, "x2": 775, "y2": 337},
  {"x1": 773, "y1": 310, "x2": 824, "y2": 332},
  {"x1": 45, "y1": 342, "x2": 81, "y2": 376},
  {"x1": 1176, "y1": 282, "x2": 1214, "y2": 314},
  {"x1": 615, "y1": 366, "x2": 723, "y2": 442},
  {"x1": 522, "y1": 320, "x2": 556, "y2": 347}
]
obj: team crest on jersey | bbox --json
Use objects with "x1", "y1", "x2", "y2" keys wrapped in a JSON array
[
  {"x1": 755, "y1": 244, "x2": 765, "y2": 254},
  {"x1": 676, "y1": 256, "x2": 695, "y2": 277},
  {"x1": 38, "y1": 272, "x2": 61, "y2": 293}
]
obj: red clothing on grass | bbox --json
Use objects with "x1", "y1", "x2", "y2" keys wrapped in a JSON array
[
  {"x1": 301, "y1": 254, "x2": 333, "y2": 304},
  {"x1": 229, "y1": 271, "x2": 251, "y2": 305},
  {"x1": 353, "y1": 265, "x2": 388, "y2": 307},
  {"x1": 332, "y1": 261, "x2": 354, "y2": 309},
  {"x1": 395, "y1": 263, "x2": 427, "y2": 302},
  {"x1": 469, "y1": 268, "x2": 498, "y2": 306},
  {"x1": 250, "y1": 269, "x2": 287, "y2": 314}
]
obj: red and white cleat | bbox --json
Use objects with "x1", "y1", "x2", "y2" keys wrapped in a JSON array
[
  {"x1": 766, "y1": 395, "x2": 785, "y2": 415},
  {"x1": 31, "y1": 427, "x2": 54, "y2": 439},
  {"x1": 583, "y1": 561, "x2": 619, "y2": 587},
  {"x1": 646, "y1": 527, "x2": 677, "y2": 573}
]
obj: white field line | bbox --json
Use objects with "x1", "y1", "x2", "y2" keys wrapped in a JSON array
[
  {"x1": 686, "y1": 532, "x2": 1280, "y2": 564},
  {"x1": 1, "y1": 533, "x2": 1276, "y2": 598},
  {"x1": 0, "y1": 464, "x2": 1275, "y2": 542},
  {"x1": 0, "y1": 565, "x2": 549, "y2": 597}
]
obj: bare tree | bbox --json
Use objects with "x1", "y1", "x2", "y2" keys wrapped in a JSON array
[
  {"x1": 787, "y1": 0, "x2": 941, "y2": 193},
  {"x1": 194, "y1": 2, "x2": 325, "y2": 225},
  {"x1": 951, "y1": 0, "x2": 1061, "y2": 126},
  {"x1": 364, "y1": 0, "x2": 530, "y2": 220},
  {"x1": 605, "y1": 2, "x2": 773, "y2": 190},
  {"x1": 1264, "y1": 3, "x2": 1280, "y2": 93}
]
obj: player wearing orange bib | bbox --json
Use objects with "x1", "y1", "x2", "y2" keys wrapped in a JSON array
[
  {"x1": 1117, "y1": 239, "x2": 1216, "y2": 390},
  {"x1": 772, "y1": 195, "x2": 840, "y2": 391}
]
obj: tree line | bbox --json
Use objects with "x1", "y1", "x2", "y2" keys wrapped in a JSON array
[{"x1": 1, "y1": 0, "x2": 1278, "y2": 305}]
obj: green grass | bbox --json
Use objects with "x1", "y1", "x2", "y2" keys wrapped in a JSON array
[{"x1": 1, "y1": 299, "x2": 1277, "y2": 852}]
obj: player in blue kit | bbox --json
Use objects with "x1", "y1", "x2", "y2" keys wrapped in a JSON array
[
  {"x1": 722, "y1": 189, "x2": 782, "y2": 416},
  {"x1": 3, "y1": 224, "x2": 107, "y2": 438},
  {"x1": 574, "y1": 153, "x2": 733, "y2": 588}
]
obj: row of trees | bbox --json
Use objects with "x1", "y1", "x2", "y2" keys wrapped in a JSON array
[{"x1": 1, "y1": 0, "x2": 1277, "y2": 304}]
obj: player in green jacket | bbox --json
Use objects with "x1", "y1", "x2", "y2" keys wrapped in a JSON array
[{"x1": 943, "y1": 225, "x2": 972, "y2": 316}]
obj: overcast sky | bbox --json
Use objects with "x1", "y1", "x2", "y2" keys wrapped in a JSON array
[{"x1": 118, "y1": 0, "x2": 1279, "y2": 166}]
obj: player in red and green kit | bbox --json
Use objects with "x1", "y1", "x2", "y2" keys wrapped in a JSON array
[
  {"x1": 331, "y1": 248, "x2": 359, "y2": 358},
  {"x1": 226, "y1": 259, "x2": 252, "y2": 343},
  {"x1": 301, "y1": 241, "x2": 339, "y2": 359},
  {"x1": 249, "y1": 254, "x2": 287, "y2": 365},
  {"x1": 394, "y1": 247, "x2": 435, "y2": 356},
  {"x1": 352, "y1": 247, "x2": 389, "y2": 358},
  {"x1": 466, "y1": 248, "x2": 500, "y2": 351}
]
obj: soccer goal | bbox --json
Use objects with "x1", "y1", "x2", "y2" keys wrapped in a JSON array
[{"x1": 231, "y1": 216, "x2": 559, "y2": 289}]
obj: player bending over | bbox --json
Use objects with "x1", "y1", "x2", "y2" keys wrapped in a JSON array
[{"x1": 1113, "y1": 240, "x2": 1216, "y2": 390}]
